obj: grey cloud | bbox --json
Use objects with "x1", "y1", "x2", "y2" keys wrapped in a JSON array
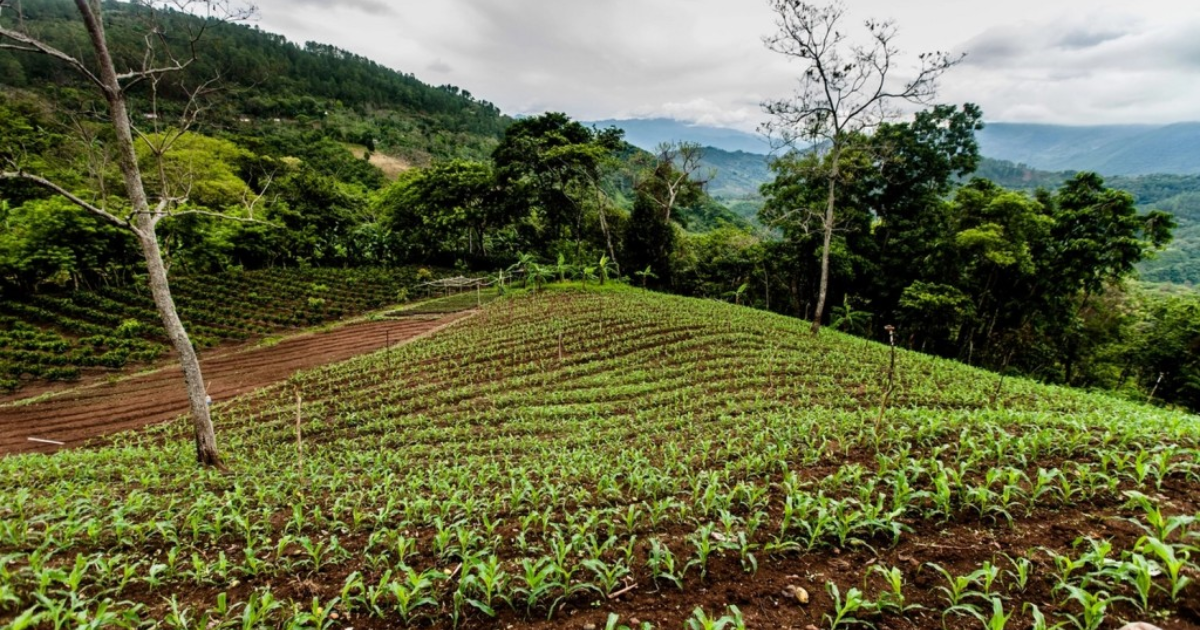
[
  {"x1": 1055, "y1": 28, "x2": 1127, "y2": 50},
  {"x1": 251, "y1": 0, "x2": 1200, "y2": 129},
  {"x1": 279, "y1": 0, "x2": 393, "y2": 15}
]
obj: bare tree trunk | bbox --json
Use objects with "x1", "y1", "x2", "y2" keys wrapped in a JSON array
[
  {"x1": 810, "y1": 148, "x2": 839, "y2": 335},
  {"x1": 79, "y1": 0, "x2": 220, "y2": 466},
  {"x1": 137, "y1": 220, "x2": 220, "y2": 466},
  {"x1": 596, "y1": 189, "x2": 620, "y2": 274}
]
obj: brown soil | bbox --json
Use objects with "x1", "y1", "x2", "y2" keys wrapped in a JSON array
[{"x1": 0, "y1": 312, "x2": 472, "y2": 456}]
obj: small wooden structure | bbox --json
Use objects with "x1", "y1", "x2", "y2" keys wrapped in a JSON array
[{"x1": 418, "y1": 275, "x2": 495, "y2": 306}]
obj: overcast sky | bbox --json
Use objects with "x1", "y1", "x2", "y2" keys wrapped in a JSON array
[{"x1": 249, "y1": 0, "x2": 1200, "y2": 132}]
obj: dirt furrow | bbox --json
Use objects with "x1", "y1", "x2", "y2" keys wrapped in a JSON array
[{"x1": 0, "y1": 313, "x2": 470, "y2": 455}]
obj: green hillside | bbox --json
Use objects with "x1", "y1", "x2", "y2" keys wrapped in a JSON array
[
  {"x1": 0, "y1": 0, "x2": 510, "y2": 162},
  {"x1": 1, "y1": 286, "x2": 1197, "y2": 628},
  {"x1": 699, "y1": 147, "x2": 770, "y2": 211},
  {"x1": 976, "y1": 159, "x2": 1200, "y2": 285}
]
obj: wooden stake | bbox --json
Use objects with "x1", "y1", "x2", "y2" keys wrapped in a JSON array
[
  {"x1": 1148, "y1": 372, "x2": 1165, "y2": 404},
  {"x1": 876, "y1": 325, "x2": 896, "y2": 430},
  {"x1": 294, "y1": 388, "x2": 304, "y2": 477}
]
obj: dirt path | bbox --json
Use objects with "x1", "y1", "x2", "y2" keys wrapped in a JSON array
[{"x1": 0, "y1": 312, "x2": 472, "y2": 456}]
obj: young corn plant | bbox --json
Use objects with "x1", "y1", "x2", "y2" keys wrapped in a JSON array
[
  {"x1": 1059, "y1": 584, "x2": 1118, "y2": 630},
  {"x1": 1137, "y1": 536, "x2": 1193, "y2": 602},
  {"x1": 283, "y1": 597, "x2": 340, "y2": 630},
  {"x1": 1117, "y1": 552, "x2": 1158, "y2": 613},
  {"x1": 973, "y1": 596, "x2": 1015, "y2": 630},
  {"x1": 927, "y1": 562, "x2": 985, "y2": 621},
  {"x1": 1123, "y1": 491, "x2": 1196, "y2": 541},
  {"x1": 687, "y1": 523, "x2": 718, "y2": 581},
  {"x1": 581, "y1": 558, "x2": 630, "y2": 598},
  {"x1": 1025, "y1": 603, "x2": 1066, "y2": 630},
  {"x1": 514, "y1": 556, "x2": 572, "y2": 619},
  {"x1": 458, "y1": 554, "x2": 511, "y2": 618},
  {"x1": 1001, "y1": 552, "x2": 1033, "y2": 593},
  {"x1": 870, "y1": 565, "x2": 921, "y2": 616},
  {"x1": 823, "y1": 583, "x2": 876, "y2": 630},
  {"x1": 387, "y1": 567, "x2": 442, "y2": 624},
  {"x1": 686, "y1": 605, "x2": 746, "y2": 630},
  {"x1": 647, "y1": 539, "x2": 684, "y2": 590}
]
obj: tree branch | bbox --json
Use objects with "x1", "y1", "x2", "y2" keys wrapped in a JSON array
[
  {"x1": 0, "y1": 170, "x2": 139, "y2": 233},
  {"x1": 160, "y1": 208, "x2": 281, "y2": 226},
  {"x1": 0, "y1": 25, "x2": 104, "y2": 89}
]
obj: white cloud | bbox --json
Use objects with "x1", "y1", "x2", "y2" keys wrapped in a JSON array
[{"x1": 248, "y1": 0, "x2": 1200, "y2": 129}]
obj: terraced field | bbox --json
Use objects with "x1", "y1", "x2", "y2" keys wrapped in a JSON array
[
  {"x1": 0, "y1": 267, "x2": 422, "y2": 394},
  {"x1": 0, "y1": 311, "x2": 472, "y2": 456},
  {"x1": 0, "y1": 285, "x2": 1197, "y2": 629}
]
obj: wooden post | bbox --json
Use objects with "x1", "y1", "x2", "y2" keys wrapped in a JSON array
[
  {"x1": 294, "y1": 388, "x2": 304, "y2": 479},
  {"x1": 1148, "y1": 372, "x2": 1165, "y2": 405}
]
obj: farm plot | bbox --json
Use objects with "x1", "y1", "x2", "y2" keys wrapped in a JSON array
[
  {"x1": 0, "y1": 267, "x2": 422, "y2": 395},
  {"x1": 0, "y1": 311, "x2": 473, "y2": 456},
  {"x1": 0, "y1": 285, "x2": 1198, "y2": 629}
]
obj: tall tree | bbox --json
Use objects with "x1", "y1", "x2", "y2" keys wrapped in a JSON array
[
  {"x1": 761, "y1": 0, "x2": 961, "y2": 333},
  {"x1": 0, "y1": 0, "x2": 253, "y2": 467},
  {"x1": 491, "y1": 113, "x2": 623, "y2": 258},
  {"x1": 624, "y1": 143, "x2": 708, "y2": 287},
  {"x1": 759, "y1": 140, "x2": 876, "y2": 321},
  {"x1": 377, "y1": 159, "x2": 500, "y2": 261}
]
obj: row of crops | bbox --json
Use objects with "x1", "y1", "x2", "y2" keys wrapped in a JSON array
[
  {"x1": 0, "y1": 267, "x2": 425, "y2": 392},
  {"x1": 0, "y1": 285, "x2": 1197, "y2": 628}
]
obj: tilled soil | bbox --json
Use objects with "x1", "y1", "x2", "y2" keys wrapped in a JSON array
[{"x1": 0, "y1": 312, "x2": 471, "y2": 455}]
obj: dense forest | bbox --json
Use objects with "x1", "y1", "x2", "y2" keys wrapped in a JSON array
[
  {"x1": 975, "y1": 159, "x2": 1200, "y2": 285},
  {"x1": 0, "y1": 0, "x2": 510, "y2": 162},
  {"x1": 1, "y1": 0, "x2": 1197, "y2": 412}
]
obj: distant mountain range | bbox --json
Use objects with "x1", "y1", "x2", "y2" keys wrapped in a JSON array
[
  {"x1": 977, "y1": 123, "x2": 1200, "y2": 176},
  {"x1": 593, "y1": 118, "x2": 1200, "y2": 177}
]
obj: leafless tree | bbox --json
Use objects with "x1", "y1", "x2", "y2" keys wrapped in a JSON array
[
  {"x1": 0, "y1": 0, "x2": 256, "y2": 467},
  {"x1": 645, "y1": 141, "x2": 710, "y2": 223},
  {"x1": 761, "y1": 0, "x2": 961, "y2": 334}
]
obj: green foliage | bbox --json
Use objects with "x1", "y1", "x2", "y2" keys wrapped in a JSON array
[
  {"x1": 492, "y1": 112, "x2": 625, "y2": 252},
  {"x1": 0, "y1": 0, "x2": 509, "y2": 162},
  {"x1": 0, "y1": 197, "x2": 134, "y2": 291},
  {"x1": 376, "y1": 159, "x2": 502, "y2": 262}
]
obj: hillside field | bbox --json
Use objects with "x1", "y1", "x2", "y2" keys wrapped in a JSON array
[
  {"x1": 0, "y1": 286, "x2": 1198, "y2": 629},
  {"x1": 0, "y1": 267, "x2": 423, "y2": 395}
]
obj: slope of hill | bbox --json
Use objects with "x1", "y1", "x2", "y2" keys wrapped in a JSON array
[
  {"x1": 0, "y1": 0, "x2": 511, "y2": 161},
  {"x1": 978, "y1": 122, "x2": 1200, "y2": 176},
  {"x1": 1, "y1": 285, "x2": 1196, "y2": 628},
  {"x1": 698, "y1": 147, "x2": 771, "y2": 201}
]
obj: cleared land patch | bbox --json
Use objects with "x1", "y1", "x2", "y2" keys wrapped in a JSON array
[{"x1": 0, "y1": 311, "x2": 471, "y2": 455}]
